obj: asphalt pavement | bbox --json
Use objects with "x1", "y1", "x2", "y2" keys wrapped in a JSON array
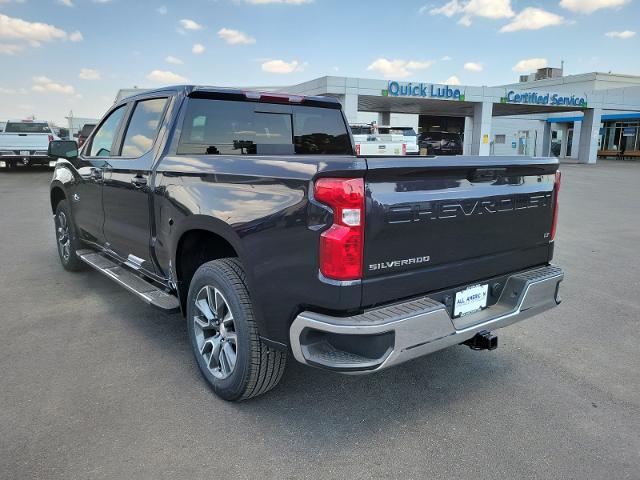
[{"x1": 1, "y1": 161, "x2": 639, "y2": 479}]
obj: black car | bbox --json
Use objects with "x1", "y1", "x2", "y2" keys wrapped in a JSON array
[{"x1": 419, "y1": 131, "x2": 463, "y2": 155}]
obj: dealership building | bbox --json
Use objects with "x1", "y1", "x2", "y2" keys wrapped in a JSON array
[
  {"x1": 117, "y1": 69, "x2": 640, "y2": 163},
  {"x1": 274, "y1": 70, "x2": 640, "y2": 163}
]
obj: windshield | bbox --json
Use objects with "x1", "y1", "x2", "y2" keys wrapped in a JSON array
[{"x1": 4, "y1": 122, "x2": 52, "y2": 134}]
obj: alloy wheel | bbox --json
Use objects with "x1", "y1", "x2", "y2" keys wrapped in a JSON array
[
  {"x1": 56, "y1": 211, "x2": 71, "y2": 261},
  {"x1": 193, "y1": 285, "x2": 238, "y2": 379}
]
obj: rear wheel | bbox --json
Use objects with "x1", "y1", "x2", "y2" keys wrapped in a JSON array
[
  {"x1": 187, "y1": 258, "x2": 286, "y2": 401},
  {"x1": 54, "y1": 199, "x2": 85, "y2": 271}
]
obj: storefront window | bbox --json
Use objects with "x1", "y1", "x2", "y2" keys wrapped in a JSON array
[{"x1": 600, "y1": 121, "x2": 640, "y2": 153}]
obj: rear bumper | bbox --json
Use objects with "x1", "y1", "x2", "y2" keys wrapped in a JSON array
[
  {"x1": 0, "y1": 153, "x2": 54, "y2": 167},
  {"x1": 290, "y1": 264, "x2": 563, "y2": 373}
]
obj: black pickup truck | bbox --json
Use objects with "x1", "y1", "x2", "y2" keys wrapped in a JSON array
[{"x1": 48, "y1": 86, "x2": 564, "y2": 401}]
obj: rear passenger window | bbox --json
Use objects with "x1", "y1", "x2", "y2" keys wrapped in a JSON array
[
  {"x1": 177, "y1": 98, "x2": 351, "y2": 155},
  {"x1": 120, "y1": 98, "x2": 168, "y2": 157}
]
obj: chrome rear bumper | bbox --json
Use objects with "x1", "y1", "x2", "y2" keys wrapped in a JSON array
[{"x1": 290, "y1": 265, "x2": 563, "y2": 373}]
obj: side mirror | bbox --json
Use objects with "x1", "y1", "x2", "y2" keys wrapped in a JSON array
[{"x1": 48, "y1": 140, "x2": 79, "y2": 160}]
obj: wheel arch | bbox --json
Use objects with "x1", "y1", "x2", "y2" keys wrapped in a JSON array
[
  {"x1": 50, "y1": 184, "x2": 67, "y2": 214},
  {"x1": 172, "y1": 216, "x2": 250, "y2": 314}
]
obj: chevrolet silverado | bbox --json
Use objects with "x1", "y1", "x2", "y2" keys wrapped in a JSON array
[{"x1": 48, "y1": 85, "x2": 564, "y2": 401}]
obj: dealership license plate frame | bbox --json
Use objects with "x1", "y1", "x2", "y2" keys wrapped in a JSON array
[
  {"x1": 19, "y1": 150, "x2": 30, "y2": 156},
  {"x1": 453, "y1": 283, "x2": 489, "y2": 318}
]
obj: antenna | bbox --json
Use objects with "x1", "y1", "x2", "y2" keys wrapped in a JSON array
[{"x1": 560, "y1": 60, "x2": 564, "y2": 75}]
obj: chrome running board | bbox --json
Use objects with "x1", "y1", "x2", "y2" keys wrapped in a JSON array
[{"x1": 77, "y1": 249, "x2": 180, "y2": 313}]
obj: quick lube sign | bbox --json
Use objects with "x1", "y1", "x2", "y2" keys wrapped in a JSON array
[
  {"x1": 502, "y1": 90, "x2": 587, "y2": 107},
  {"x1": 383, "y1": 81, "x2": 464, "y2": 101}
]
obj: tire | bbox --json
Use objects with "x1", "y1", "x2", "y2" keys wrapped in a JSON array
[
  {"x1": 186, "y1": 258, "x2": 286, "y2": 401},
  {"x1": 54, "y1": 199, "x2": 85, "y2": 272}
]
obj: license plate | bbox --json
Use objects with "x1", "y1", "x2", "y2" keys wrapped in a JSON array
[
  {"x1": 454, "y1": 284, "x2": 488, "y2": 318},
  {"x1": 20, "y1": 150, "x2": 30, "y2": 156}
]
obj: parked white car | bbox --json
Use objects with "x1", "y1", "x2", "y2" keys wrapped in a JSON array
[{"x1": 0, "y1": 120, "x2": 59, "y2": 169}]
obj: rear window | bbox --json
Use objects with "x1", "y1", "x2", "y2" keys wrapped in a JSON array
[
  {"x1": 5, "y1": 122, "x2": 51, "y2": 134},
  {"x1": 379, "y1": 127, "x2": 416, "y2": 137},
  {"x1": 177, "y1": 98, "x2": 352, "y2": 155}
]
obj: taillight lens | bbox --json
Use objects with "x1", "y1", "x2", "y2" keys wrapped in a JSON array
[
  {"x1": 355, "y1": 143, "x2": 361, "y2": 155},
  {"x1": 402, "y1": 143, "x2": 406, "y2": 155},
  {"x1": 550, "y1": 171, "x2": 561, "y2": 241},
  {"x1": 48, "y1": 135, "x2": 54, "y2": 142},
  {"x1": 314, "y1": 178, "x2": 365, "y2": 281}
]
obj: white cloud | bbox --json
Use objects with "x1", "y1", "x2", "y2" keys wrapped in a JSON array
[
  {"x1": 428, "y1": 0, "x2": 514, "y2": 26},
  {"x1": 192, "y1": 43, "x2": 205, "y2": 54},
  {"x1": 605, "y1": 30, "x2": 636, "y2": 39},
  {"x1": 442, "y1": 75, "x2": 461, "y2": 85},
  {"x1": 244, "y1": 0, "x2": 312, "y2": 4},
  {"x1": 79, "y1": 68, "x2": 100, "y2": 80},
  {"x1": 512, "y1": 57, "x2": 548, "y2": 72},
  {"x1": 366, "y1": 58, "x2": 434, "y2": 79},
  {"x1": 0, "y1": 14, "x2": 67, "y2": 45},
  {"x1": 165, "y1": 55, "x2": 183, "y2": 64},
  {"x1": 58, "y1": 0, "x2": 74, "y2": 6},
  {"x1": 464, "y1": 62, "x2": 483, "y2": 72},
  {"x1": 218, "y1": 28, "x2": 256, "y2": 45},
  {"x1": 0, "y1": 43, "x2": 24, "y2": 55},
  {"x1": 146, "y1": 70, "x2": 188, "y2": 84},
  {"x1": 560, "y1": 0, "x2": 630, "y2": 14},
  {"x1": 69, "y1": 30, "x2": 83, "y2": 42},
  {"x1": 31, "y1": 76, "x2": 75, "y2": 95},
  {"x1": 157, "y1": 5, "x2": 167, "y2": 14},
  {"x1": 500, "y1": 8, "x2": 564, "y2": 33},
  {"x1": 180, "y1": 19, "x2": 203, "y2": 30},
  {"x1": 0, "y1": 86, "x2": 28, "y2": 94},
  {"x1": 261, "y1": 59, "x2": 305, "y2": 74},
  {"x1": 427, "y1": 0, "x2": 463, "y2": 16},
  {"x1": 464, "y1": 0, "x2": 514, "y2": 18},
  {"x1": 441, "y1": 55, "x2": 452, "y2": 61}
]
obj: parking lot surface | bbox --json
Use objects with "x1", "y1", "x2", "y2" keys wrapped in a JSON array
[{"x1": 1, "y1": 162, "x2": 639, "y2": 479}]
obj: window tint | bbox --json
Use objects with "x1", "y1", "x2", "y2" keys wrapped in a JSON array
[
  {"x1": 5, "y1": 122, "x2": 51, "y2": 133},
  {"x1": 89, "y1": 106, "x2": 126, "y2": 157},
  {"x1": 178, "y1": 98, "x2": 351, "y2": 155},
  {"x1": 293, "y1": 106, "x2": 351, "y2": 155},
  {"x1": 178, "y1": 99, "x2": 293, "y2": 155},
  {"x1": 120, "y1": 98, "x2": 168, "y2": 157}
]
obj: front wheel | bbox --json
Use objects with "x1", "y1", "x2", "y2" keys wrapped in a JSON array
[
  {"x1": 54, "y1": 199, "x2": 85, "y2": 271},
  {"x1": 187, "y1": 258, "x2": 286, "y2": 401}
]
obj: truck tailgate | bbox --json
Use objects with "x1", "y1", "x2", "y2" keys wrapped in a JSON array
[{"x1": 362, "y1": 156, "x2": 559, "y2": 306}]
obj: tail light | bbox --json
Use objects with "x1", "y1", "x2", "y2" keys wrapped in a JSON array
[
  {"x1": 314, "y1": 178, "x2": 365, "y2": 281},
  {"x1": 48, "y1": 135, "x2": 54, "y2": 142},
  {"x1": 355, "y1": 144, "x2": 361, "y2": 155},
  {"x1": 402, "y1": 143, "x2": 407, "y2": 155},
  {"x1": 78, "y1": 138, "x2": 84, "y2": 147},
  {"x1": 550, "y1": 171, "x2": 561, "y2": 241}
]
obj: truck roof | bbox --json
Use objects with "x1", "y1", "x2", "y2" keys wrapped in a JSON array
[{"x1": 117, "y1": 85, "x2": 342, "y2": 109}]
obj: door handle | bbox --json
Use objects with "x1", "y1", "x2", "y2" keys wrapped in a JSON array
[{"x1": 131, "y1": 175, "x2": 148, "y2": 187}]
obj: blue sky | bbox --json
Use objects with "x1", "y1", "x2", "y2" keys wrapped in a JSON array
[{"x1": 0, "y1": 0, "x2": 638, "y2": 124}]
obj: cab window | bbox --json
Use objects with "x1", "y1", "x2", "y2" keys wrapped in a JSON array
[
  {"x1": 120, "y1": 98, "x2": 168, "y2": 157},
  {"x1": 89, "y1": 106, "x2": 127, "y2": 157}
]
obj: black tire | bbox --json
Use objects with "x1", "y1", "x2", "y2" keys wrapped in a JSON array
[
  {"x1": 54, "y1": 199, "x2": 85, "y2": 272},
  {"x1": 186, "y1": 258, "x2": 286, "y2": 401}
]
